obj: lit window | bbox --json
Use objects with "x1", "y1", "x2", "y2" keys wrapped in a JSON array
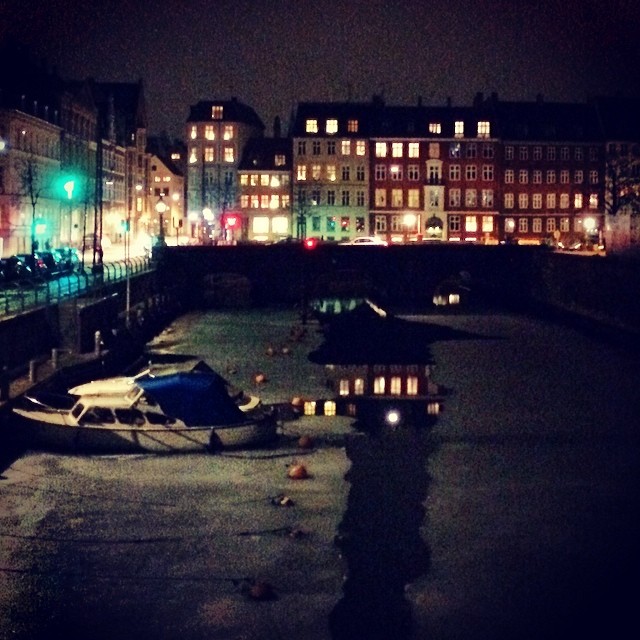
[
  {"x1": 390, "y1": 377, "x2": 402, "y2": 395},
  {"x1": 240, "y1": 174, "x2": 248, "y2": 186},
  {"x1": 348, "y1": 119, "x2": 359, "y2": 132},
  {"x1": 270, "y1": 175, "x2": 281, "y2": 187},
  {"x1": 223, "y1": 125, "x2": 234, "y2": 140},
  {"x1": 533, "y1": 193, "x2": 542, "y2": 209},
  {"x1": 297, "y1": 165, "x2": 307, "y2": 180},
  {"x1": 428, "y1": 143, "x2": 440, "y2": 158},
  {"x1": 429, "y1": 122, "x2": 441, "y2": 134},
  {"x1": 533, "y1": 218, "x2": 542, "y2": 233},
  {"x1": 391, "y1": 189, "x2": 403, "y2": 207},
  {"x1": 589, "y1": 193, "x2": 598, "y2": 209},
  {"x1": 312, "y1": 164, "x2": 322, "y2": 180},
  {"x1": 190, "y1": 126, "x2": 197, "y2": 140},
  {"x1": 204, "y1": 147, "x2": 214, "y2": 162},
  {"x1": 408, "y1": 189, "x2": 420, "y2": 208},
  {"x1": 339, "y1": 379, "x2": 349, "y2": 396},
  {"x1": 482, "y1": 216, "x2": 493, "y2": 232},
  {"x1": 465, "y1": 216, "x2": 478, "y2": 232},
  {"x1": 390, "y1": 165, "x2": 403, "y2": 180},
  {"x1": 189, "y1": 148, "x2": 198, "y2": 164},
  {"x1": 272, "y1": 216, "x2": 288, "y2": 233},
  {"x1": 251, "y1": 195, "x2": 260, "y2": 208},
  {"x1": 356, "y1": 140, "x2": 366, "y2": 156},
  {"x1": 224, "y1": 146, "x2": 234, "y2": 162},
  {"x1": 454, "y1": 121, "x2": 464, "y2": 138},
  {"x1": 341, "y1": 140, "x2": 351, "y2": 155},
  {"x1": 407, "y1": 376, "x2": 418, "y2": 395},
  {"x1": 375, "y1": 142, "x2": 388, "y2": 157},
  {"x1": 574, "y1": 193, "x2": 583, "y2": 208},
  {"x1": 392, "y1": 142, "x2": 403, "y2": 157},
  {"x1": 326, "y1": 165, "x2": 336, "y2": 181},
  {"x1": 408, "y1": 142, "x2": 420, "y2": 158},
  {"x1": 275, "y1": 154, "x2": 286, "y2": 166},
  {"x1": 261, "y1": 195, "x2": 269, "y2": 208},
  {"x1": 518, "y1": 193, "x2": 528, "y2": 209},
  {"x1": 477, "y1": 121, "x2": 490, "y2": 138},
  {"x1": 205, "y1": 125, "x2": 214, "y2": 140},
  {"x1": 252, "y1": 216, "x2": 269, "y2": 233},
  {"x1": 326, "y1": 119, "x2": 338, "y2": 134},
  {"x1": 373, "y1": 377, "x2": 385, "y2": 394},
  {"x1": 306, "y1": 119, "x2": 318, "y2": 133},
  {"x1": 375, "y1": 189, "x2": 386, "y2": 207},
  {"x1": 560, "y1": 193, "x2": 570, "y2": 208},
  {"x1": 240, "y1": 195, "x2": 249, "y2": 207},
  {"x1": 212, "y1": 105, "x2": 223, "y2": 119},
  {"x1": 354, "y1": 378, "x2": 365, "y2": 395},
  {"x1": 547, "y1": 193, "x2": 556, "y2": 208}
]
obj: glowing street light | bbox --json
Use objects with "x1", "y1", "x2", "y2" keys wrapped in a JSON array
[{"x1": 155, "y1": 195, "x2": 167, "y2": 246}]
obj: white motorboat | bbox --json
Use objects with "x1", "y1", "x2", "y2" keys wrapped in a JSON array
[{"x1": 12, "y1": 371, "x2": 277, "y2": 454}]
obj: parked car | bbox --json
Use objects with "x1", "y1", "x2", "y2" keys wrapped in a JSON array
[
  {"x1": 0, "y1": 255, "x2": 34, "y2": 284},
  {"x1": 15, "y1": 253, "x2": 49, "y2": 279},
  {"x1": 35, "y1": 251, "x2": 64, "y2": 277},
  {"x1": 53, "y1": 247, "x2": 80, "y2": 274},
  {"x1": 343, "y1": 236, "x2": 388, "y2": 246}
]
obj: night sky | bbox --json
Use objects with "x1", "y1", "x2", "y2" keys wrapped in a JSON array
[{"x1": 2, "y1": 0, "x2": 638, "y2": 138}]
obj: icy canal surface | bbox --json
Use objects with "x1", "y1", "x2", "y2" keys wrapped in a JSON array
[{"x1": 151, "y1": 309, "x2": 639, "y2": 639}]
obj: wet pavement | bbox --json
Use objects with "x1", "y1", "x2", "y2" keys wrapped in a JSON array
[{"x1": 1, "y1": 307, "x2": 639, "y2": 639}]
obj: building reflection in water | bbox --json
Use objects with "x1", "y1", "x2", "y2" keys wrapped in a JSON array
[{"x1": 329, "y1": 426, "x2": 435, "y2": 640}]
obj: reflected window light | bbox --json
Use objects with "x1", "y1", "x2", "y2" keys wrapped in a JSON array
[
  {"x1": 374, "y1": 376, "x2": 385, "y2": 394},
  {"x1": 324, "y1": 401, "x2": 336, "y2": 416},
  {"x1": 354, "y1": 378, "x2": 365, "y2": 395},
  {"x1": 339, "y1": 379, "x2": 350, "y2": 396},
  {"x1": 390, "y1": 377, "x2": 402, "y2": 395},
  {"x1": 407, "y1": 376, "x2": 418, "y2": 396},
  {"x1": 304, "y1": 401, "x2": 316, "y2": 416}
]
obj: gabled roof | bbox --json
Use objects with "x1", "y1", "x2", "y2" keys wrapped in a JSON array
[
  {"x1": 291, "y1": 101, "x2": 375, "y2": 137},
  {"x1": 593, "y1": 96, "x2": 640, "y2": 142},
  {"x1": 371, "y1": 104, "x2": 479, "y2": 138},
  {"x1": 238, "y1": 136, "x2": 292, "y2": 171},
  {"x1": 188, "y1": 98, "x2": 265, "y2": 130},
  {"x1": 89, "y1": 79, "x2": 148, "y2": 143},
  {"x1": 491, "y1": 99, "x2": 602, "y2": 142}
]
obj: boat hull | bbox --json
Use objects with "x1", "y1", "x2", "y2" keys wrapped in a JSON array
[{"x1": 11, "y1": 409, "x2": 278, "y2": 454}]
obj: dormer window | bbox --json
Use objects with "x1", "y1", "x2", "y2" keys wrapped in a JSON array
[
  {"x1": 429, "y1": 122, "x2": 441, "y2": 134},
  {"x1": 477, "y1": 121, "x2": 490, "y2": 138},
  {"x1": 347, "y1": 119, "x2": 359, "y2": 133},
  {"x1": 212, "y1": 106, "x2": 223, "y2": 120},
  {"x1": 306, "y1": 119, "x2": 318, "y2": 133},
  {"x1": 454, "y1": 121, "x2": 464, "y2": 138},
  {"x1": 326, "y1": 119, "x2": 338, "y2": 134}
]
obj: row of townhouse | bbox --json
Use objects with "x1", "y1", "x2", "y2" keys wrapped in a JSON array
[
  {"x1": 0, "y1": 45, "x2": 185, "y2": 261},
  {"x1": 186, "y1": 93, "x2": 639, "y2": 250}
]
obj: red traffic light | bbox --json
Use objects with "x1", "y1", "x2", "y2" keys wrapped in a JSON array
[{"x1": 303, "y1": 237, "x2": 318, "y2": 249}]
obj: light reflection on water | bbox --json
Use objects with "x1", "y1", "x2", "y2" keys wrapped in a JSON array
[{"x1": 330, "y1": 423, "x2": 435, "y2": 640}]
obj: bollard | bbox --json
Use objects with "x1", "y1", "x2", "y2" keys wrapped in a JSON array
[
  {"x1": 0, "y1": 366, "x2": 9, "y2": 401},
  {"x1": 29, "y1": 359, "x2": 37, "y2": 383},
  {"x1": 94, "y1": 330, "x2": 102, "y2": 356},
  {"x1": 51, "y1": 348, "x2": 59, "y2": 369}
]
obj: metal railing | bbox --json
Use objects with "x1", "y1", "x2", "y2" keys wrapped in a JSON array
[{"x1": 0, "y1": 256, "x2": 152, "y2": 318}]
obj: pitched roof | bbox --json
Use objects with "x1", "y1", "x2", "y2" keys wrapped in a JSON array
[
  {"x1": 187, "y1": 98, "x2": 265, "y2": 130},
  {"x1": 238, "y1": 136, "x2": 292, "y2": 171}
]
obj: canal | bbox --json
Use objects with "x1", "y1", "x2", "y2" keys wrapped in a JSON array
[{"x1": 0, "y1": 306, "x2": 638, "y2": 639}]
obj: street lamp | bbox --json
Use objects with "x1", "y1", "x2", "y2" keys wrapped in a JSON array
[{"x1": 155, "y1": 195, "x2": 167, "y2": 247}]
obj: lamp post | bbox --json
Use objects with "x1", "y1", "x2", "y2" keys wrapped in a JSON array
[{"x1": 155, "y1": 195, "x2": 167, "y2": 246}]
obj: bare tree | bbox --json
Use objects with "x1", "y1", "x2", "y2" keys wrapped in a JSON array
[{"x1": 15, "y1": 153, "x2": 46, "y2": 255}]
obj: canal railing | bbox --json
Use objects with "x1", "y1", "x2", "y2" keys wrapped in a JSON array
[{"x1": 0, "y1": 256, "x2": 152, "y2": 318}]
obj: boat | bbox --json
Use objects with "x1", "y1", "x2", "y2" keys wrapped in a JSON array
[
  {"x1": 68, "y1": 355, "x2": 262, "y2": 413},
  {"x1": 11, "y1": 370, "x2": 277, "y2": 454}
]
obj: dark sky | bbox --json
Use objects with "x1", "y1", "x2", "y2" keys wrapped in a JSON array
[{"x1": 2, "y1": 0, "x2": 638, "y2": 138}]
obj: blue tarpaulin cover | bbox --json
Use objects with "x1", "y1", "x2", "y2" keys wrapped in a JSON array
[{"x1": 137, "y1": 372, "x2": 246, "y2": 426}]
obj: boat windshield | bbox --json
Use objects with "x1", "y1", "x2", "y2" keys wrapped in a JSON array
[{"x1": 71, "y1": 403, "x2": 85, "y2": 419}]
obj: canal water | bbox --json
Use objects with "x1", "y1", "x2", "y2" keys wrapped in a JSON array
[{"x1": 2, "y1": 307, "x2": 639, "y2": 639}]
